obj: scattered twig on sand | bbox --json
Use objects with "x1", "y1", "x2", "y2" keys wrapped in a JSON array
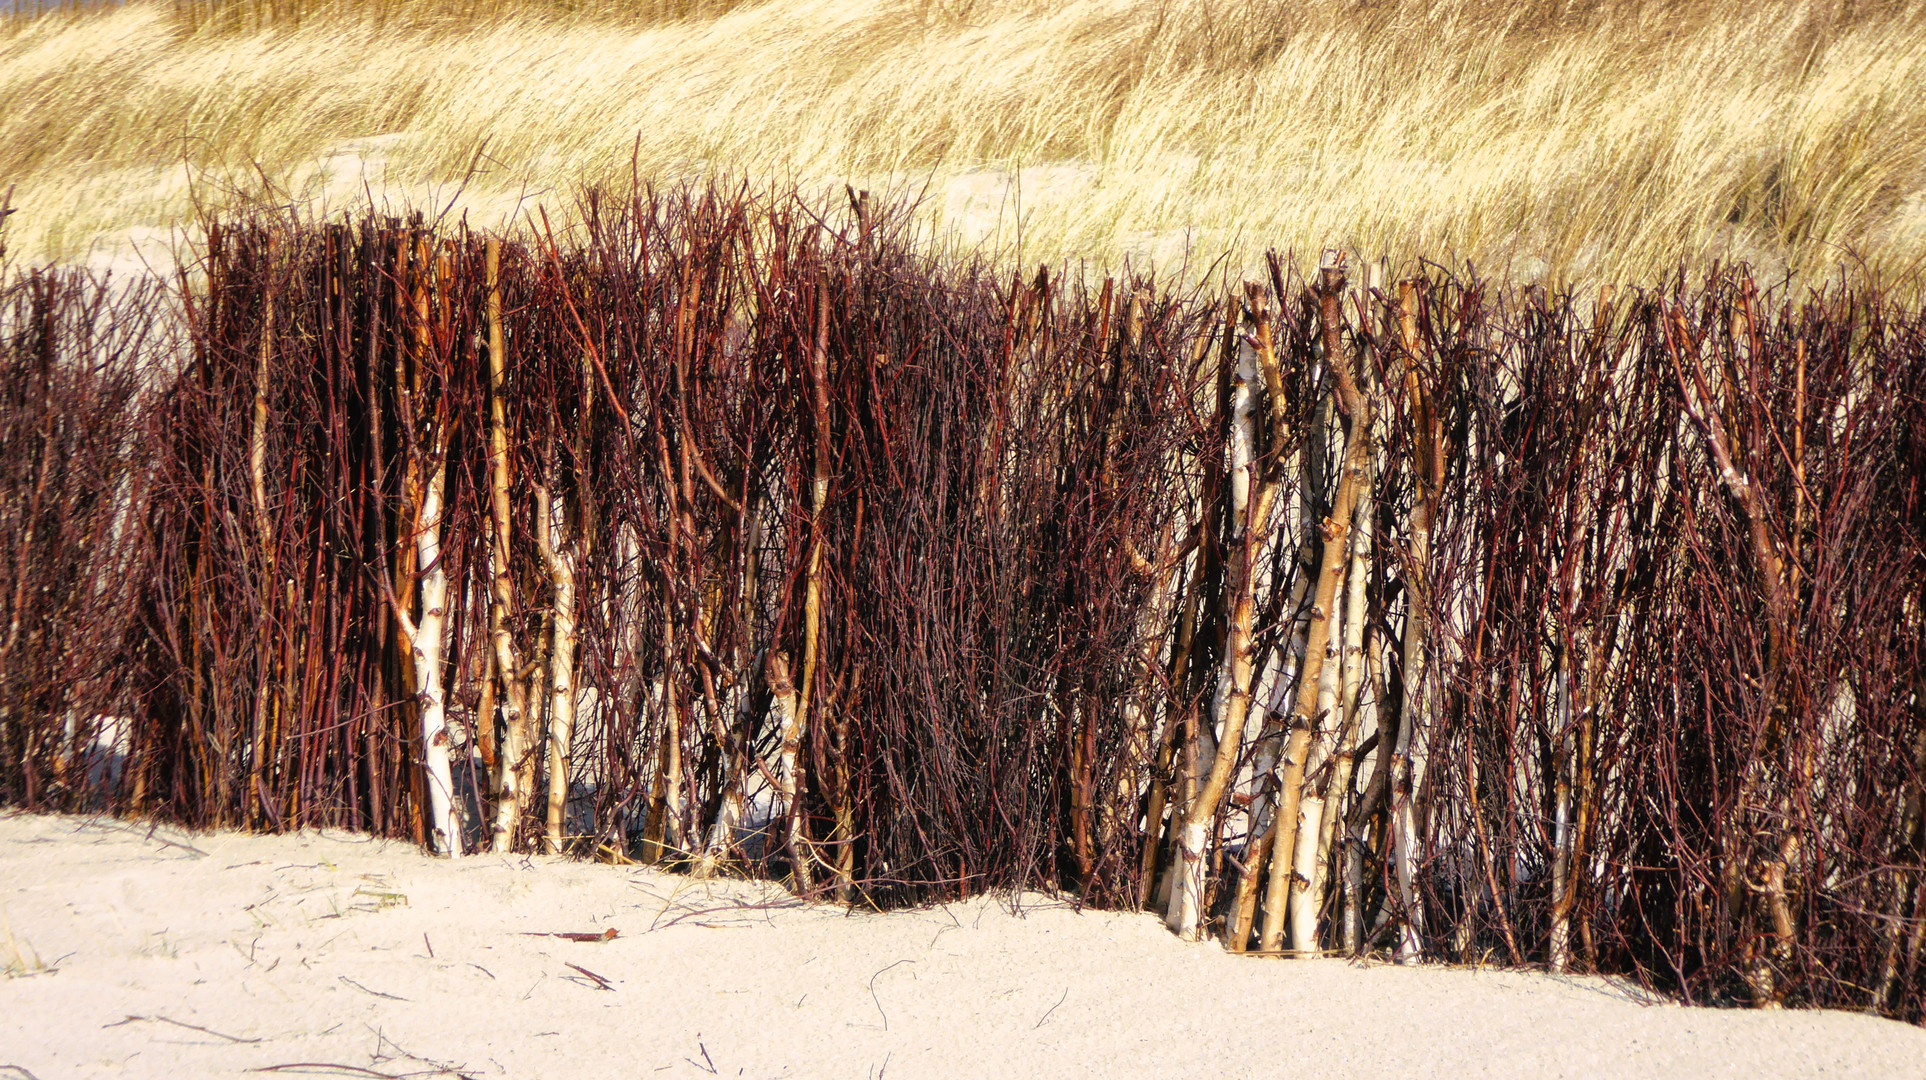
[
  {"x1": 337, "y1": 976, "x2": 408, "y2": 1001},
  {"x1": 647, "y1": 898, "x2": 799, "y2": 932},
  {"x1": 70, "y1": 819, "x2": 209, "y2": 859},
  {"x1": 1034, "y1": 988, "x2": 1069, "y2": 1029},
  {"x1": 562, "y1": 962, "x2": 614, "y2": 991},
  {"x1": 249, "y1": 1065, "x2": 395, "y2": 1078},
  {"x1": 683, "y1": 1043, "x2": 718, "y2": 1074},
  {"x1": 519, "y1": 928, "x2": 618, "y2": 942},
  {"x1": 366, "y1": 1027, "x2": 474, "y2": 1079},
  {"x1": 142, "y1": 822, "x2": 210, "y2": 858},
  {"x1": 251, "y1": 1062, "x2": 475, "y2": 1079},
  {"x1": 106, "y1": 1014, "x2": 262, "y2": 1044},
  {"x1": 866, "y1": 960, "x2": 916, "y2": 1030}
]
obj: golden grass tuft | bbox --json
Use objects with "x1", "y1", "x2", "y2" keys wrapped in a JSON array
[{"x1": 3, "y1": 0, "x2": 1924, "y2": 291}]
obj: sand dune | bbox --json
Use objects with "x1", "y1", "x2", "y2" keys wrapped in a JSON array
[{"x1": 3, "y1": 813, "x2": 1922, "y2": 1079}]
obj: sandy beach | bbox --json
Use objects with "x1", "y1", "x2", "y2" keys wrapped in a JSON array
[{"x1": 2, "y1": 812, "x2": 1922, "y2": 1079}]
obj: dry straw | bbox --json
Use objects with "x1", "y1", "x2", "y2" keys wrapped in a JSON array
[{"x1": 2, "y1": 0, "x2": 1924, "y2": 293}]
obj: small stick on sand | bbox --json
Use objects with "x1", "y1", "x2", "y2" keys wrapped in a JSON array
[
  {"x1": 563, "y1": 962, "x2": 614, "y2": 991},
  {"x1": 520, "y1": 928, "x2": 619, "y2": 942},
  {"x1": 337, "y1": 976, "x2": 408, "y2": 1001},
  {"x1": 106, "y1": 1014, "x2": 262, "y2": 1044},
  {"x1": 247, "y1": 1065, "x2": 397, "y2": 1078}
]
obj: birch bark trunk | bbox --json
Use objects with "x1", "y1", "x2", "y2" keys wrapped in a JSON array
[
  {"x1": 409, "y1": 459, "x2": 460, "y2": 856},
  {"x1": 1168, "y1": 286, "x2": 1282, "y2": 941},
  {"x1": 1340, "y1": 633, "x2": 1385, "y2": 954},
  {"x1": 1296, "y1": 441, "x2": 1376, "y2": 955},
  {"x1": 1548, "y1": 652, "x2": 1575, "y2": 971},
  {"x1": 1143, "y1": 513, "x2": 1207, "y2": 909},
  {"x1": 484, "y1": 239, "x2": 536, "y2": 854},
  {"x1": 1257, "y1": 497, "x2": 1362, "y2": 951},
  {"x1": 1321, "y1": 264, "x2": 1384, "y2": 929},
  {"x1": 642, "y1": 605, "x2": 685, "y2": 864},
  {"x1": 1224, "y1": 471, "x2": 1315, "y2": 948},
  {"x1": 768, "y1": 651, "x2": 809, "y2": 890},
  {"x1": 539, "y1": 478, "x2": 578, "y2": 856},
  {"x1": 1389, "y1": 278, "x2": 1438, "y2": 964},
  {"x1": 1255, "y1": 252, "x2": 1374, "y2": 954},
  {"x1": 794, "y1": 283, "x2": 833, "y2": 894},
  {"x1": 1284, "y1": 575, "x2": 1346, "y2": 954},
  {"x1": 386, "y1": 238, "x2": 459, "y2": 857},
  {"x1": 247, "y1": 238, "x2": 276, "y2": 825}
]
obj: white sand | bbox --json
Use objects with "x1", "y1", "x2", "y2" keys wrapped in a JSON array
[{"x1": 2, "y1": 812, "x2": 1921, "y2": 1080}]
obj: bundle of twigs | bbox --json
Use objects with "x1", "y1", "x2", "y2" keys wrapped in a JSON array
[{"x1": 2, "y1": 183, "x2": 1922, "y2": 1020}]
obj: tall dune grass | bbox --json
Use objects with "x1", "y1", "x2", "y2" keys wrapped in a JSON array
[{"x1": 2, "y1": 0, "x2": 1924, "y2": 290}]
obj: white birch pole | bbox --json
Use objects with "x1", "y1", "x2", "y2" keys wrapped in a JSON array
[
  {"x1": 539, "y1": 479, "x2": 578, "y2": 856},
  {"x1": 410, "y1": 460, "x2": 460, "y2": 857},
  {"x1": 1143, "y1": 531, "x2": 1206, "y2": 911},
  {"x1": 647, "y1": 614, "x2": 686, "y2": 864},
  {"x1": 1256, "y1": 251, "x2": 1374, "y2": 954},
  {"x1": 1338, "y1": 627, "x2": 1384, "y2": 954},
  {"x1": 1548, "y1": 652, "x2": 1575, "y2": 971},
  {"x1": 767, "y1": 650, "x2": 811, "y2": 890},
  {"x1": 247, "y1": 235, "x2": 276, "y2": 822},
  {"x1": 385, "y1": 237, "x2": 459, "y2": 858},
  {"x1": 1163, "y1": 311, "x2": 1255, "y2": 935},
  {"x1": 1390, "y1": 278, "x2": 1437, "y2": 964},
  {"x1": 1225, "y1": 386, "x2": 1323, "y2": 949},
  {"x1": 1285, "y1": 582, "x2": 1346, "y2": 954},
  {"x1": 383, "y1": 425, "x2": 458, "y2": 856},
  {"x1": 484, "y1": 238, "x2": 535, "y2": 854},
  {"x1": 1238, "y1": 484, "x2": 1314, "y2": 870},
  {"x1": 792, "y1": 283, "x2": 833, "y2": 892},
  {"x1": 697, "y1": 648, "x2": 756, "y2": 879},
  {"x1": 698, "y1": 769, "x2": 746, "y2": 875},
  {"x1": 1295, "y1": 440, "x2": 1376, "y2": 955},
  {"x1": 1389, "y1": 564, "x2": 1431, "y2": 960},
  {"x1": 1168, "y1": 288, "x2": 1278, "y2": 941}
]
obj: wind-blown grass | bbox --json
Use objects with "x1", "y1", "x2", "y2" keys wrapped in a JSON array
[{"x1": 2, "y1": 0, "x2": 1924, "y2": 290}]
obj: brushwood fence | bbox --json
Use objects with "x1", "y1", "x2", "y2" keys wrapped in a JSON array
[{"x1": 2, "y1": 185, "x2": 1923, "y2": 1020}]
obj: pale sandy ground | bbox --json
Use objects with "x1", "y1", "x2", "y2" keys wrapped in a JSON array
[{"x1": 3, "y1": 812, "x2": 1924, "y2": 1080}]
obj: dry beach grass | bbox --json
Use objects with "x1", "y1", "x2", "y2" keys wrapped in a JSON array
[{"x1": 2, "y1": 0, "x2": 1925, "y2": 290}]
